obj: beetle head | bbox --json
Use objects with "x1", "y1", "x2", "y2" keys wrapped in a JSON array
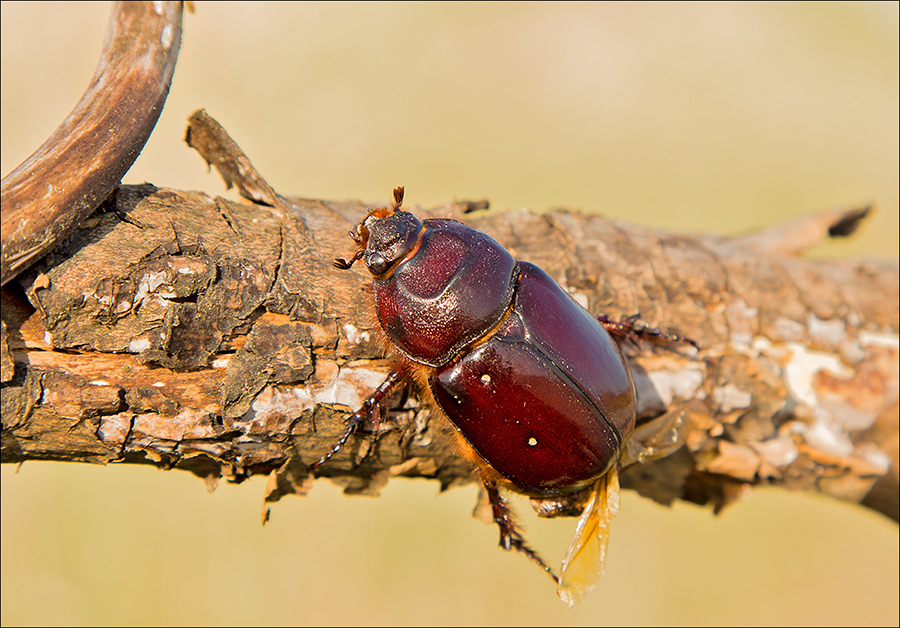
[{"x1": 334, "y1": 186, "x2": 424, "y2": 277}]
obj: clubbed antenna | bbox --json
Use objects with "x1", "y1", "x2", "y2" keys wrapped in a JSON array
[{"x1": 333, "y1": 248, "x2": 365, "y2": 270}]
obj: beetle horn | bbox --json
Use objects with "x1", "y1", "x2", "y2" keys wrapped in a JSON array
[{"x1": 392, "y1": 186, "x2": 405, "y2": 211}]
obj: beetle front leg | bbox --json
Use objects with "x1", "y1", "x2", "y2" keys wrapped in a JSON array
[
  {"x1": 310, "y1": 367, "x2": 405, "y2": 469},
  {"x1": 482, "y1": 479, "x2": 559, "y2": 584}
]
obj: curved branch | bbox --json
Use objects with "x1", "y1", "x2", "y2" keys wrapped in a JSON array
[{"x1": 0, "y1": 1, "x2": 184, "y2": 286}]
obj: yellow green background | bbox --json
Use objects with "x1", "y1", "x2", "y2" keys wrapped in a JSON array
[{"x1": 2, "y1": 2, "x2": 897, "y2": 625}]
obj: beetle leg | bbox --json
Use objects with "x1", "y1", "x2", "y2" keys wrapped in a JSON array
[
  {"x1": 309, "y1": 367, "x2": 404, "y2": 469},
  {"x1": 482, "y1": 479, "x2": 559, "y2": 584},
  {"x1": 597, "y1": 313, "x2": 699, "y2": 350}
]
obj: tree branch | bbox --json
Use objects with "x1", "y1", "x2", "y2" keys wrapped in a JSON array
[{"x1": 1, "y1": 111, "x2": 896, "y2": 524}]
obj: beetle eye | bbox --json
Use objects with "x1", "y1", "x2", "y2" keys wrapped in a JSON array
[{"x1": 366, "y1": 253, "x2": 388, "y2": 276}]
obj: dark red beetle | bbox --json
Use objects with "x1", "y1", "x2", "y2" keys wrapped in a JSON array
[{"x1": 315, "y1": 187, "x2": 691, "y2": 605}]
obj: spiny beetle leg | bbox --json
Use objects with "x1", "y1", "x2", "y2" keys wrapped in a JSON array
[
  {"x1": 484, "y1": 479, "x2": 559, "y2": 584},
  {"x1": 596, "y1": 313, "x2": 699, "y2": 350},
  {"x1": 310, "y1": 367, "x2": 405, "y2": 469}
]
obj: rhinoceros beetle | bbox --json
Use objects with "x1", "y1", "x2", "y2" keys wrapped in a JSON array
[{"x1": 313, "y1": 187, "x2": 694, "y2": 606}]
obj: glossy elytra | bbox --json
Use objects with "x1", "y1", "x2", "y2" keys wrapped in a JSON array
[{"x1": 315, "y1": 187, "x2": 694, "y2": 606}]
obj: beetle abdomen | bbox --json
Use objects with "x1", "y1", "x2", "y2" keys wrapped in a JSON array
[
  {"x1": 373, "y1": 219, "x2": 517, "y2": 367},
  {"x1": 430, "y1": 263, "x2": 636, "y2": 495}
]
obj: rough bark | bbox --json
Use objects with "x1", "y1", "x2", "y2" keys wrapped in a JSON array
[{"x1": 1, "y1": 119, "x2": 897, "y2": 521}]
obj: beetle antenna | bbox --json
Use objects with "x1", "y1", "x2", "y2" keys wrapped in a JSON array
[
  {"x1": 333, "y1": 249, "x2": 365, "y2": 270},
  {"x1": 392, "y1": 186, "x2": 405, "y2": 211}
]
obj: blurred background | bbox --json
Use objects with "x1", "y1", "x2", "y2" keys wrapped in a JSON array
[{"x1": 2, "y1": 2, "x2": 897, "y2": 625}]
